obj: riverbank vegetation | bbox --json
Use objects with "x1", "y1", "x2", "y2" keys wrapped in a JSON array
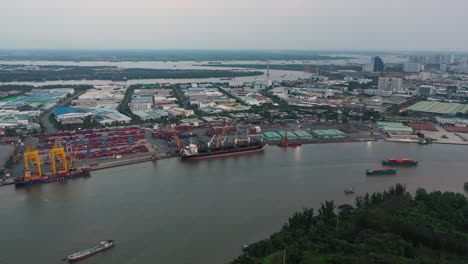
[
  {"x1": 0, "y1": 65, "x2": 263, "y2": 82},
  {"x1": 232, "y1": 184, "x2": 468, "y2": 264}
]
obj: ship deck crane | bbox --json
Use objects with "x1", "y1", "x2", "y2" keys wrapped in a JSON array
[
  {"x1": 50, "y1": 141, "x2": 68, "y2": 174},
  {"x1": 24, "y1": 145, "x2": 42, "y2": 178}
]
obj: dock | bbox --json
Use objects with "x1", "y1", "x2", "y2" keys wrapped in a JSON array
[{"x1": 90, "y1": 154, "x2": 171, "y2": 171}]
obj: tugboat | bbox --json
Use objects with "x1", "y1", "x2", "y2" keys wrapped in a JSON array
[
  {"x1": 66, "y1": 240, "x2": 114, "y2": 263},
  {"x1": 366, "y1": 168, "x2": 397, "y2": 175},
  {"x1": 382, "y1": 158, "x2": 418, "y2": 166},
  {"x1": 278, "y1": 131, "x2": 302, "y2": 147}
]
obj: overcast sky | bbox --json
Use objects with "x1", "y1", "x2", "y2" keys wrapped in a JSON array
[{"x1": 1, "y1": 0, "x2": 467, "y2": 51}]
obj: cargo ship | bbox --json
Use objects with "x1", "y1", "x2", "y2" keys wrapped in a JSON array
[
  {"x1": 15, "y1": 143, "x2": 91, "y2": 187},
  {"x1": 66, "y1": 240, "x2": 114, "y2": 263},
  {"x1": 15, "y1": 168, "x2": 91, "y2": 187},
  {"x1": 180, "y1": 138, "x2": 264, "y2": 160},
  {"x1": 382, "y1": 158, "x2": 418, "y2": 166},
  {"x1": 366, "y1": 168, "x2": 397, "y2": 175}
]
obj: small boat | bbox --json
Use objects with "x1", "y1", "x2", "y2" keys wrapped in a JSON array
[
  {"x1": 344, "y1": 187, "x2": 355, "y2": 194},
  {"x1": 278, "y1": 140, "x2": 302, "y2": 147},
  {"x1": 66, "y1": 240, "x2": 114, "y2": 263},
  {"x1": 382, "y1": 158, "x2": 418, "y2": 166},
  {"x1": 366, "y1": 168, "x2": 397, "y2": 175},
  {"x1": 418, "y1": 139, "x2": 429, "y2": 145}
]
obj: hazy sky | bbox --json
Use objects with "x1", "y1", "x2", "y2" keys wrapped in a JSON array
[{"x1": 1, "y1": 0, "x2": 467, "y2": 51}]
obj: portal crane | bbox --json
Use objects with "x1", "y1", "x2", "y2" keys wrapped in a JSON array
[
  {"x1": 216, "y1": 125, "x2": 229, "y2": 149},
  {"x1": 24, "y1": 145, "x2": 42, "y2": 178},
  {"x1": 50, "y1": 141, "x2": 68, "y2": 174}
]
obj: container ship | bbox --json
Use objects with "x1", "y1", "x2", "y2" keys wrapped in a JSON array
[
  {"x1": 382, "y1": 158, "x2": 418, "y2": 166},
  {"x1": 180, "y1": 137, "x2": 264, "y2": 160},
  {"x1": 15, "y1": 168, "x2": 90, "y2": 187},
  {"x1": 14, "y1": 143, "x2": 91, "y2": 187},
  {"x1": 366, "y1": 168, "x2": 397, "y2": 175},
  {"x1": 66, "y1": 240, "x2": 114, "y2": 263}
]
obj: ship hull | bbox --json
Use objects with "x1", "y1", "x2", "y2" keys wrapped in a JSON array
[
  {"x1": 382, "y1": 161, "x2": 418, "y2": 166},
  {"x1": 181, "y1": 145, "x2": 264, "y2": 160},
  {"x1": 67, "y1": 240, "x2": 114, "y2": 263},
  {"x1": 15, "y1": 169, "x2": 90, "y2": 187},
  {"x1": 366, "y1": 169, "x2": 397, "y2": 175}
]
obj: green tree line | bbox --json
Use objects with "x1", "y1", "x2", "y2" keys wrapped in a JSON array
[{"x1": 233, "y1": 184, "x2": 468, "y2": 264}]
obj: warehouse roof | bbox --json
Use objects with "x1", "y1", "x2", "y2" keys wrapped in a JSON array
[
  {"x1": 377, "y1": 121, "x2": 405, "y2": 128},
  {"x1": 407, "y1": 101, "x2": 468, "y2": 115},
  {"x1": 53, "y1": 107, "x2": 91, "y2": 116}
]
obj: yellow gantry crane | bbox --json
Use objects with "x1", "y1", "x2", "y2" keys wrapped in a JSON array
[
  {"x1": 24, "y1": 145, "x2": 42, "y2": 178},
  {"x1": 50, "y1": 141, "x2": 68, "y2": 174}
]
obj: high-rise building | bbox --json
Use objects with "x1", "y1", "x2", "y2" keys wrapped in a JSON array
[
  {"x1": 378, "y1": 77, "x2": 391, "y2": 91},
  {"x1": 391, "y1": 78, "x2": 403, "y2": 91},
  {"x1": 403, "y1": 62, "x2": 423, "y2": 73},
  {"x1": 372, "y1": 56, "x2": 385, "y2": 72},
  {"x1": 363, "y1": 56, "x2": 385, "y2": 72}
]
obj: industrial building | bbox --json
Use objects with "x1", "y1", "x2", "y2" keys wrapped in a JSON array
[
  {"x1": 129, "y1": 96, "x2": 154, "y2": 112},
  {"x1": 0, "y1": 113, "x2": 30, "y2": 127},
  {"x1": 93, "y1": 108, "x2": 132, "y2": 125},
  {"x1": 263, "y1": 131, "x2": 283, "y2": 140},
  {"x1": 407, "y1": 101, "x2": 468, "y2": 115},
  {"x1": 377, "y1": 122, "x2": 413, "y2": 135},
  {"x1": 311, "y1": 129, "x2": 345, "y2": 138},
  {"x1": 0, "y1": 89, "x2": 73, "y2": 112},
  {"x1": 53, "y1": 107, "x2": 93, "y2": 122}
]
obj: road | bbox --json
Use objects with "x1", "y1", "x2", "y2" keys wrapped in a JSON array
[{"x1": 39, "y1": 90, "x2": 86, "y2": 133}]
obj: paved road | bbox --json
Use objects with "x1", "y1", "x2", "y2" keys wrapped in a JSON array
[{"x1": 39, "y1": 90, "x2": 86, "y2": 133}]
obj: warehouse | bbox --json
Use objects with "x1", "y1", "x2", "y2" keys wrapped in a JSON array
[
  {"x1": 93, "y1": 108, "x2": 132, "y2": 125},
  {"x1": 407, "y1": 101, "x2": 468, "y2": 116},
  {"x1": 263, "y1": 131, "x2": 283, "y2": 140},
  {"x1": 0, "y1": 113, "x2": 30, "y2": 127},
  {"x1": 293, "y1": 130, "x2": 314, "y2": 139},
  {"x1": 276, "y1": 130, "x2": 299, "y2": 139},
  {"x1": 311, "y1": 129, "x2": 346, "y2": 138},
  {"x1": 53, "y1": 107, "x2": 93, "y2": 122}
]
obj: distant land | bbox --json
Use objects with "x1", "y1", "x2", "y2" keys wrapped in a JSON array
[
  {"x1": 0, "y1": 65, "x2": 263, "y2": 82},
  {"x1": 0, "y1": 50, "x2": 352, "y2": 62}
]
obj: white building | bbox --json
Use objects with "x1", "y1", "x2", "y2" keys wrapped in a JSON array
[
  {"x1": 403, "y1": 62, "x2": 423, "y2": 73},
  {"x1": 417, "y1": 85, "x2": 435, "y2": 97},
  {"x1": 434, "y1": 116, "x2": 468, "y2": 125},
  {"x1": 391, "y1": 78, "x2": 403, "y2": 91},
  {"x1": 378, "y1": 77, "x2": 391, "y2": 91},
  {"x1": 253, "y1": 79, "x2": 272, "y2": 90}
]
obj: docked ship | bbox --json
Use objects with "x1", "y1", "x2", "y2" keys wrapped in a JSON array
[
  {"x1": 15, "y1": 168, "x2": 90, "y2": 187},
  {"x1": 14, "y1": 143, "x2": 91, "y2": 187},
  {"x1": 180, "y1": 137, "x2": 264, "y2": 160},
  {"x1": 66, "y1": 240, "x2": 114, "y2": 263},
  {"x1": 366, "y1": 168, "x2": 397, "y2": 175},
  {"x1": 382, "y1": 158, "x2": 418, "y2": 166}
]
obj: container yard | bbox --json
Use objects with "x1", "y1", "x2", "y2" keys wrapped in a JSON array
[{"x1": 30, "y1": 126, "x2": 153, "y2": 169}]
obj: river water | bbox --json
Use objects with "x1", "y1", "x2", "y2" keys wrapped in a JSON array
[
  {"x1": 0, "y1": 55, "x2": 407, "y2": 86},
  {"x1": 0, "y1": 141, "x2": 466, "y2": 264}
]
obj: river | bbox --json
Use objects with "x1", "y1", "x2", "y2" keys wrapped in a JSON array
[
  {"x1": 0, "y1": 141, "x2": 466, "y2": 264},
  {"x1": 0, "y1": 55, "x2": 407, "y2": 86}
]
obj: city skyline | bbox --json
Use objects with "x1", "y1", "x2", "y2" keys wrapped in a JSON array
[{"x1": 1, "y1": 0, "x2": 467, "y2": 51}]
